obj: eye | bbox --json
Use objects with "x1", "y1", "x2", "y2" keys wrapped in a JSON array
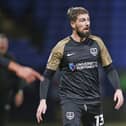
[
  {"x1": 79, "y1": 18, "x2": 86, "y2": 22},
  {"x1": 79, "y1": 17, "x2": 90, "y2": 22}
]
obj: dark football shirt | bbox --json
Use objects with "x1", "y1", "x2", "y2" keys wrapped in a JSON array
[{"x1": 46, "y1": 35, "x2": 112, "y2": 104}]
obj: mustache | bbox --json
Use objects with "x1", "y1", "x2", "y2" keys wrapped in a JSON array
[{"x1": 83, "y1": 27, "x2": 89, "y2": 30}]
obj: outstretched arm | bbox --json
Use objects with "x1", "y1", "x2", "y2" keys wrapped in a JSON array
[
  {"x1": 104, "y1": 64, "x2": 124, "y2": 110},
  {"x1": 0, "y1": 56, "x2": 43, "y2": 83},
  {"x1": 8, "y1": 61, "x2": 43, "y2": 83}
]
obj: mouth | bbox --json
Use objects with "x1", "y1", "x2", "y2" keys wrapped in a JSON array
[{"x1": 84, "y1": 27, "x2": 89, "y2": 31}]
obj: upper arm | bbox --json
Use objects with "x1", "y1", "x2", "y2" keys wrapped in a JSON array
[
  {"x1": 99, "y1": 40, "x2": 112, "y2": 67},
  {"x1": 46, "y1": 45, "x2": 63, "y2": 71},
  {"x1": 46, "y1": 37, "x2": 70, "y2": 71}
]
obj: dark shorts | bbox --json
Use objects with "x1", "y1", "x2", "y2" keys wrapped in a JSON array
[{"x1": 61, "y1": 99, "x2": 104, "y2": 126}]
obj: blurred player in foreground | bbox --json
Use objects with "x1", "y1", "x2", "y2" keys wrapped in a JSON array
[
  {"x1": 36, "y1": 7, "x2": 124, "y2": 126},
  {"x1": 0, "y1": 34, "x2": 24, "y2": 126},
  {"x1": 0, "y1": 34, "x2": 43, "y2": 83}
]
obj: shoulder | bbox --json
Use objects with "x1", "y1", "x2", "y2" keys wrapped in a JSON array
[
  {"x1": 89, "y1": 35, "x2": 104, "y2": 43},
  {"x1": 52, "y1": 36, "x2": 71, "y2": 51},
  {"x1": 89, "y1": 35, "x2": 105, "y2": 49}
]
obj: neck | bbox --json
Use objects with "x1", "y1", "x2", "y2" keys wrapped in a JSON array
[{"x1": 71, "y1": 31, "x2": 86, "y2": 42}]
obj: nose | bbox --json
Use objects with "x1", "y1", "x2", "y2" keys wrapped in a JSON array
[{"x1": 86, "y1": 20, "x2": 90, "y2": 26}]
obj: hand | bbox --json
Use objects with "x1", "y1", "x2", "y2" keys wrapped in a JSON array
[
  {"x1": 8, "y1": 61, "x2": 44, "y2": 83},
  {"x1": 36, "y1": 99, "x2": 47, "y2": 123},
  {"x1": 15, "y1": 90, "x2": 24, "y2": 107},
  {"x1": 114, "y1": 89, "x2": 124, "y2": 110},
  {"x1": 16, "y1": 66, "x2": 44, "y2": 83}
]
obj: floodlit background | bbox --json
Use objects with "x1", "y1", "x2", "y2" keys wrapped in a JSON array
[{"x1": 0, "y1": 0, "x2": 126, "y2": 126}]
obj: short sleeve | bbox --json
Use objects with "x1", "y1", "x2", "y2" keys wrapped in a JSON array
[
  {"x1": 100, "y1": 42, "x2": 112, "y2": 67},
  {"x1": 89, "y1": 35, "x2": 112, "y2": 67},
  {"x1": 46, "y1": 48, "x2": 62, "y2": 71},
  {"x1": 46, "y1": 37, "x2": 70, "y2": 70}
]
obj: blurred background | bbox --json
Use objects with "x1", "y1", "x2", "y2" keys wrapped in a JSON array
[{"x1": 0, "y1": 0, "x2": 126, "y2": 126}]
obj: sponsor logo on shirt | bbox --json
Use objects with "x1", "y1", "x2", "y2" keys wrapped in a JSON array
[
  {"x1": 68, "y1": 61, "x2": 98, "y2": 71},
  {"x1": 68, "y1": 63, "x2": 76, "y2": 71}
]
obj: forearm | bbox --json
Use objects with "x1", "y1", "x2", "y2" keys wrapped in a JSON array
[
  {"x1": 40, "y1": 77, "x2": 50, "y2": 99},
  {"x1": 8, "y1": 61, "x2": 22, "y2": 72},
  {"x1": 104, "y1": 64, "x2": 121, "y2": 90},
  {"x1": 40, "y1": 69, "x2": 55, "y2": 100},
  {"x1": 0, "y1": 55, "x2": 22, "y2": 74},
  {"x1": 0, "y1": 56, "x2": 23, "y2": 74}
]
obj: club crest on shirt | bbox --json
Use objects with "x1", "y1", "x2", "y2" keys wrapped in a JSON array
[
  {"x1": 90, "y1": 48, "x2": 98, "y2": 56},
  {"x1": 66, "y1": 112, "x2": 75, "y2": 120}
]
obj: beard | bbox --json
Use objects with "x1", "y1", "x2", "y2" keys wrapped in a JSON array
[{"x1": 76, "y1": 28, "x2": 90, "y2": 39}]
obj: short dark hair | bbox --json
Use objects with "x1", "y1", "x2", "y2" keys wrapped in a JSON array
[{"x1": 67, "y1": 7, "x2": 89, "y2": 22}]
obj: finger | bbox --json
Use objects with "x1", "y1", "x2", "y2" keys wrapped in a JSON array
[
  {"x1": 36, "y1": 107, "x2": 44, "y2": 123},
  {"x1": 115, "y1": 103, "x2": 121, "y2": 110},
  {"x1": 36, "y1": 112, "x2": 39, "y2": 123},
  {"x1": 43, "y1": 107, "x2": 46, "y2": 114},
  {"x1": 40, "y1": 76, "x2": 44, "y2": 81},
  {"x1": 39, "y1": 113, "x2": 43, "y2": 123},
  {"x1": 115, "y1": 98, "x2": 121, "y2": 110},
  {"x1": 117, "y1": 97, "x2": 124, "y2": 108},
  {"x1": 36, "y1": 113, "x2": 39, "y2": 123},
  {"x1": 114, "y1": 94, "x2": 117, "y2": 102},
  {"x1": 26, "y1": 76, "x2": 36, "y2": 83},
  {"x1": 115, "y1": 94, "x2": 124, "y2": 110},
  {"x1": 33, "y1": 71, "x2": 43, "y2": 80},
  {"x1": 36, "y1": 111, "x2": 42, "y2": 123},
  {"x1": 39, "y1": 114, "x2": 43, "y2": 122},
  {"x1": 37, "y1": 116, "x2": 40, "y2": 123},
  {"x1": 115, "y1": 103, "x2": 120, "y2": 110},
  {"x1": 38, "y1": 115, "x2": 41, "y2": 123}
]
